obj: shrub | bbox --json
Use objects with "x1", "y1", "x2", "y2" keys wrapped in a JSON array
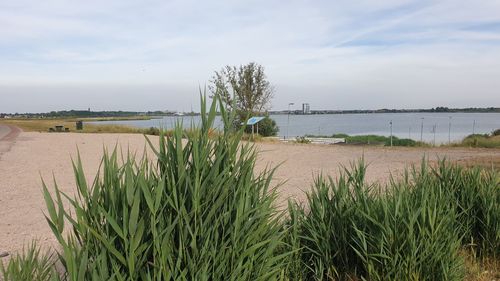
[
  {"x1": 460, "y1": 134, "x2": 500, "y2": 148},
  {"x1": 331, "y1": 133, "x2": 349, "y2": 138},
  {"x1": 492, "y1": 129, "x2": 500, "y2": 136},
  {"x1": 244, "y1": 116, "x2": 279, "y2": 137},
  {"x1": 143, "y1": 126, "x2": 160, "y2": 135},
  {"x1": 42, "y1": 95, "x2": 288, "y2": 280},
  {"x1": 294, "y1": 136, "x2": 311, "y2": 144}
]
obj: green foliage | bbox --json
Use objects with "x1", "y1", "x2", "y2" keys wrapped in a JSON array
[
  {"x1": 330, "y1": 133, "x2": 349, "y2": 138},
  {"x1": 143, "y1": 126, "x2": 160, "y2": 135},
  {"x1": 244, "y1": 117, "x2": 279, "y2": 137},
  {"x1": 460, "y1": 134, "x2": 500, "y2": 148},
  {"x1": 307, "y1": 133, "x2": 419, "y2": 146},
  {"x1": 210, "y1": 62, "x2": 274, "y2": 116},
  {"x1": 294, "y1": 136, "x2": 311, "y2": 144},
  {"x1": 287, "y1": 160, "x2": 499, "y2": 281},
  {"x1": 1, "y1": 242, "x2": 60, "y2": 281},
  {"x1": 210, "y1": 62, "x2": 274, "y2": 131},
  {"x1": 492, "y1": 128, "x2": 500, "y2": 136},
  {"x1": 42, "y1": 95, "x2": 288, "y2": 280}
]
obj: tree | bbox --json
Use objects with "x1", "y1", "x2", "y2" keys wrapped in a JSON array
[{"x1": 209, "y1": 62, "x2": 274, "y2": 122}]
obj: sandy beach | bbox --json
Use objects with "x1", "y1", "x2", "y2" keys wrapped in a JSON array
[{"x1": 1, "y1": 130, "x2": 499, "y2": 257}]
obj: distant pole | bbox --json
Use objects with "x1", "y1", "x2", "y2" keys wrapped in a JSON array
[
  {"x1": 420, "y1": 118, "x2": 424, "y2": 142},
  {"x1": 448, "y1": 116, "x2": 452, "y2": 144},
  {"x1": 472, "y1": 120, "x2": 476, "y2": 135},
  {"x1": 286, "y1": 103, "x2": 294, "y2": 140},
  {"x1": 409, "y1": 127, "x2": 411, "y2": 139},
  {"x1": 390, "y1": 120, "x2": 393, "y2": 147},
  {"x1": 432, "y1": 124, "x2": 437, "y2": 146}
]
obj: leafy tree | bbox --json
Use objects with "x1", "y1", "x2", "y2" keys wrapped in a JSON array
[{"x1": 209, "y1": 62, "x2": 274, "y2": 121}]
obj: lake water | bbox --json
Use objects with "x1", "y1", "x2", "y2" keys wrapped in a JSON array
[{"x1": 89, "y1": 113, "x2": 500, "y2": 144}]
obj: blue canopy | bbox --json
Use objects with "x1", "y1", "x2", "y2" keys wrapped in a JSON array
[{"x1": 245, "y1": 116, "x2": 265, "y2": 125}]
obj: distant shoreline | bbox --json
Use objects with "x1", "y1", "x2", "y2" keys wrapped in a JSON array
[
  {"x1": 1, "y1": 107, "x2": 499, "y2": 118},
  {"x1": 270, "y1": 107, "x2": 500, "y2": 115}
]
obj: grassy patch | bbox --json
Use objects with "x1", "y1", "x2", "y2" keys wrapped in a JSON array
[
  {"x1": 1, "y1": 242, "x2": 58, "y2": 281},
  {"x1": 455, "y1": 134, "x2": 500, "y2": 148},
  {"x1": 0, "y1": 119, "x2": 163, "y2": 135},
  {"x1": 306, "y1": 133, "x2": 423, "y2": 146}
]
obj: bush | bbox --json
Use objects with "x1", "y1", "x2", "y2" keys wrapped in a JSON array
[
  {"x1": 294, "y1": 136, "x2": 311, "y2": 144},
  {"x1": 331, "y1": 133, "x2": 349, "y2": 138},
  {"x1": 492, "y1": 129, "x2": 500, "y2": 136},
  {"x1": 41, "y1": 95, "x2": 288, "y2": 280},
  {"x1": 142, "y1": 126, "x2": 160, "y2": 135},
  {"x1": 244, "y1": 116, "x2": 279, "y2": 137},
  {"x1": 460, "y1": 134, "x2": 500, "y2": 148}
]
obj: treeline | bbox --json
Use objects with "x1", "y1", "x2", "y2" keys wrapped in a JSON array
[
  {"x1": 272, "y1": 107, "x2": 500, "y2": 115},
  {"x1": 1, "y1": 110, "x2": 199, "y2": 119}
]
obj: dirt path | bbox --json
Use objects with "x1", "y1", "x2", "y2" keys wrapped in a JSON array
[
  {"x1": 0, "y1": 124, "x2": 21, "y2": 162},
  {"x1": 0, "y1": 124, "x2": 21, "y2": 259},
  {"x1": 0, "y1": 132, "x2": 498, "y2": 257},
  {"x1": 0, "y1": 124, "x2": 21, "y2": 140}
]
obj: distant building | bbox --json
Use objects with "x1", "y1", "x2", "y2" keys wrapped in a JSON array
[{"x1": 302, "y1": 103, "x2": 311, "y2": 114}]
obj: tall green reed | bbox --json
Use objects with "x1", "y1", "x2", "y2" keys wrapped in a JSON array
[
  {"x1": 1, "y1": 242, "x2": 59, "y2": 281},
  {"x1": 42, "y1": 94, "x2": 288, "y2": 280},
  {"x1": 287, "y1": 160, "x2": 499, "y2": 281}
]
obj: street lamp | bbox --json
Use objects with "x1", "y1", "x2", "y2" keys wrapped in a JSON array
[
  {"x1": 448, "y1": 116, "x2": 452, "y2": 144},
  {"x1": 286, "y1": 103, "x2": 294, "y2": 140},
  {"x1": 420, "y1": 117, "x2": 424, "y2": 143},
  {"x1": 389, "y1": 120, "x2": 393, "y2": 147},
  {"x1": 432, "y1": 124, "x2": 437, "y2": 146}
]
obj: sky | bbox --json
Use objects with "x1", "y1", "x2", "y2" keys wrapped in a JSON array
[{"x1": 1, "y1": 0, "x2": 500, "y2": 113}]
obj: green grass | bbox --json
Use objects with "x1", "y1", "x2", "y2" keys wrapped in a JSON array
[
  {"x1": 1, "y1": 242, "x2": 58, "y2": 281},
  {"x1": 306, "y1": 133, "x2": 423, "y2": 146},
  {"x1": 454, "y1": 134, "x2": 500, "y2": 148}
]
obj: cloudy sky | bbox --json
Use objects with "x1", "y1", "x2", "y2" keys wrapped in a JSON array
[{"x1": 1, "y1": 0, "x2": 500, "y2": 113}]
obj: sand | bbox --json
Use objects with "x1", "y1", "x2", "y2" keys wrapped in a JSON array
[{"x1": 1, "y1": 131, "x2": 499, "y2": 257}]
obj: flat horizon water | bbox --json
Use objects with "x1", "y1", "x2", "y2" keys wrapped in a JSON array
[{"x1": 89, "y1": 112, "x2": 500, "y2": 144}]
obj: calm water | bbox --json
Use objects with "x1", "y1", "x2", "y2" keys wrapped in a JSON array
[{"x1": 89, "y1": 113, "x2": 500, "y2": 143}]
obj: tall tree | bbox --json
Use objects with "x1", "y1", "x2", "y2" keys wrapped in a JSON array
[{"x1": 209, "y1": 62, "x2": 274, "y2": 121}]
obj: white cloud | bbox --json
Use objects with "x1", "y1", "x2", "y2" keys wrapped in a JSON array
[{"x1": 0, "y1": 0, "x2": 499, "y2": 112}]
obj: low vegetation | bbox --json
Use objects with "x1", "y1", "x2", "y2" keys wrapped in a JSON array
[
  {"x1": 2, "y1": 96, "x2": 499, "y2": 280},
  {"x1": 286, "y1": 160, "x2": 499, "y2": 280},
  {"x1": 244, "y1": 116, "x2": 279, "y2": 137},
  {"x1": 0, "y1": 242, "x2": 57, "y2": 281},
  {"x1": 306, "y1": 133, "x2": 422, "y2": 146},
  {"x1": 0, "y1": 119, "x2": 162, "y2": 135},
  {"x1": 454, "y1": 131, "x2": 500, "y2": 148}
]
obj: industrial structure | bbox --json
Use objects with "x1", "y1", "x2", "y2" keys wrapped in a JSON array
[{"x1": 302, "y1": 103, "x2": 310, "y2": 114}]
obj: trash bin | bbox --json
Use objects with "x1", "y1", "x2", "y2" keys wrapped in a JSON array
[{"x1": 76, "y1": 121, "x2": 83, "y2": 130}]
